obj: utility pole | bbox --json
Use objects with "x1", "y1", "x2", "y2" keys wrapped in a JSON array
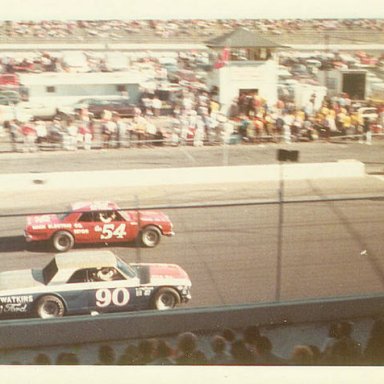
[{"x1": 275, "y1": 149, "x2": 299, "y2": 302}]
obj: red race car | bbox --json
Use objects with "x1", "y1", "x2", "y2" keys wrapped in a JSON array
[{"x1": 24, "y1": 201, "x2": 175, "y2": 252}]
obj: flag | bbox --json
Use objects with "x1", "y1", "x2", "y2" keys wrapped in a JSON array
[{"x1": 214, "y1": 47, "x2": 230, "y2": 69}]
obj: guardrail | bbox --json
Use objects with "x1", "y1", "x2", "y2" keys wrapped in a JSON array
[{"x1": 0, "y1": 293, "x2": 383, "y2": 350}]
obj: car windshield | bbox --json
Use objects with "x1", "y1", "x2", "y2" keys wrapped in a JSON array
[
  {"x1": 42, "y1": 258, "x2": 58, "y2": 284},
  {"x1": 118, "y1": 210, "x2": 130, "y2": 221},
  {"x1": 116, "y1": 257, "x2": 136, "y2": 278}
]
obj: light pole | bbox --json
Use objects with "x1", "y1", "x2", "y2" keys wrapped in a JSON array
[{"x1": 275, "y1": 149, "x2": 299, "y2": 302}]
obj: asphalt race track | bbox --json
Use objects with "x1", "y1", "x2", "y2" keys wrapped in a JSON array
[{"x1": 0, "y1": 175, "x2": 384, "y2": 310}]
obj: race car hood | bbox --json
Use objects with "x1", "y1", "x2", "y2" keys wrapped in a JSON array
[
  {"x1": 26, "y1": 214, "x2": 61, "y2": 227},
  {"x1": 0, "y1": 269, "x2": 44, "y2": 292},
  {"x1": 132, "y1": 263, "x2": 191, "y2": 286},
  {"x1": 131, "y1": 210, "x2": 171, "y2": 222}
]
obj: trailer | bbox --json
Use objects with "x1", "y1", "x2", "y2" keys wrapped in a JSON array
[
  {"x1": 317, "y1": 69, "x2": 367, "y2": 100},
  {"x1": 18, "y1": 71, "x2": 150, "y2": 108}
]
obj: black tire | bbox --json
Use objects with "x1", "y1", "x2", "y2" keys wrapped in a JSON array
[
  {"x1": 36, "y1": 295, "x2": 65, "y2": 319},
  {"x1": 151, "y1": 287, "x2": 180, "y2": 310},
  {"x1": 52, "y1": 231, "x2": 74, "y2": 252},
  {"x1": 140, "y1": 226, "x2": 161, "y2": 248}
]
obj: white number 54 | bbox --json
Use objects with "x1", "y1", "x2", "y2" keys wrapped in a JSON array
[{"x1": 100, "y1": 223, "x2": 127, "y2": 240}]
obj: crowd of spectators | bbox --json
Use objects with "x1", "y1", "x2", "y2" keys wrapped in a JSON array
[
  {"x1": 1, "y1": 19, "x2": 384, "y2": 43},
  {"x1": 1, "y1": 89, "x2": 383, "y2": 153},
  {"x1": 0, "y1": 17, "x2": 383, "y2": 151},
  {"x1": 3, "y1": 318, "x2": 383, "y2": 365}
]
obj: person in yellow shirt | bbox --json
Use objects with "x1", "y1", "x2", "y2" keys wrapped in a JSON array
[
  {"x1": 320, "y1": 104, "x2": 330, "y2": 116},
  {"x1": 343, "y1": 114, "x2": 352, "y2": 136}
]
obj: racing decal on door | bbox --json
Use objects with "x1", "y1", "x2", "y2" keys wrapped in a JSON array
[
  {"x1": 0, "y1": 295, "x2": 33, "y2": 314},
  {"x1": 95, "y1": 288, "x2": 130, "y2": 307},
  {"x1": 94, "y1": 224, "x2": 127, "y2": 240}
]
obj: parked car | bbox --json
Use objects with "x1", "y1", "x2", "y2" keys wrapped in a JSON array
[
  {"x1": 25, "y1": 200, "x2": 175, "y2": 252},
  {"x1": 0, "y1": 90, "x2": 21, "y2": 104},
  {"x1": 0, "y1": 250, "x2": 191, "y2": 319},
  {"x1": 59, "y1": 97, "x2": 136, "y2": 119},
  {"x1": 18, "y1": 101, "x2": 58, "y2": 120},
  {"x1": 358, "y1": 107, "x2": 378, "y2": 122}
]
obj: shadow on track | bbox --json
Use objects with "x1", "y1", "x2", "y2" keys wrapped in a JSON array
[
  {"x1": 0, "y1": 236, "x2": 142, "y2": 254},
  {"x1": 0, "y1": 236, "x2": 28, "y2": 253}
]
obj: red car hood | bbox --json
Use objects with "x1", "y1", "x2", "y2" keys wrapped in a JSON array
[{"x1": 26, "y1": 214, "x2": 60, "y2": 227}]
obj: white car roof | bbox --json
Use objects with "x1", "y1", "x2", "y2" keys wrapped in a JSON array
[{"x1": 54, "y1": 250, "x2": 118, "y2": 270}]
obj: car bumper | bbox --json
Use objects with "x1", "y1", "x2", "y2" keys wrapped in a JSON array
[
  {"x1": 24, "y1": 231, "x2": 48, "y2": 242},
  {"x1": 180, "y1": 287, "x2": 191, "y2": 303}
]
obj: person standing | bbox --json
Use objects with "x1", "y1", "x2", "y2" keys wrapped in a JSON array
[
  {"x1": 21, "y1": 121, "x2": 37, "y2": 152},
  {"x1": 152, "y1": 95, "x2": 162, "y2": 117},
  {"x1": 363, "y1": 117, "x2": 372, "y2": 145}
]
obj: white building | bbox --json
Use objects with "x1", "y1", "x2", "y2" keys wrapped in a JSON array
[{"x1": 205, "y1": 28, "x2": 286, "y2": 114}]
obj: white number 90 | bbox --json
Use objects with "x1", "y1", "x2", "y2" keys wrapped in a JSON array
[{"x1": 95, "y1": 288, "x2": 130, "y2": 307}]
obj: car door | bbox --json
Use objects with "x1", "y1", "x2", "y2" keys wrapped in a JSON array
[
  {"x1": 89, "y1": 99, "x2": 107, "y2": 118},
  {"x1": 81, "y1": 210, "x2": 137, "y2": 244},
  {"x1": 74, "y1": 211, "x2": 100, "y2": 243},
  {"x1": 86, "y1": 267, "x2": 141, "y2": 313},
  {"x1": 55, "y1": 269, "x2": 94, "y2": 315},
  {"x1": 119, "y1": 99, "x2": 134, "y2": 117}
]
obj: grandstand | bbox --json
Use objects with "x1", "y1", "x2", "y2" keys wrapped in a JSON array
[{"x1": 0, "y1": 19, "x2": 384, "y2": 45}]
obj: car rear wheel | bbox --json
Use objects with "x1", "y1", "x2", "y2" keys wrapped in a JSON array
[
  {"x1": 52, "y1": 231, "x2": 74, "y2": 252},
  {"x1": 36, "y1": 295, "x2": 65, "y2": 319},
  {"x1": 151, "y1": 287, "x2": 180, "y2": 310},
  {"x1": 140, "y1": 226, "x2": 161, "y2": 248}
]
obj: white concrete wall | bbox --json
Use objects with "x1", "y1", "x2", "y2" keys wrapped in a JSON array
[
  {"x1": 0, "y1": 161, "x2": 366, "y2": 192},
  {"x1": 294, "y1": 83, "x2": 327, "y2": 110}
]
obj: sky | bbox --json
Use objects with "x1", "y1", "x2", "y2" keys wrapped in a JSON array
[{"x1": 0, "y1": 0, "x2": 383, "y2": 21}]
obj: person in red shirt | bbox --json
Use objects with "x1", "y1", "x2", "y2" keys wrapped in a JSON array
[{"x1": 21, "y1": 122, "x2": 37, "y2": 152}]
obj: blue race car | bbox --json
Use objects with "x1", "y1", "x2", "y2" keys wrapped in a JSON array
[{"x1": 0, "y1": 250, "x2": 191, "y2": 319}]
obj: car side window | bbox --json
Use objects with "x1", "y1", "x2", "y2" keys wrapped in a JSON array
[
  {"x1": 88, "y1": 267, "x2": 125, "y2": 282},
  {"x1": 67, "y1": 269, "x2": 88, "y2": 283},
  {"x1": 96, "y1": 210, "x2": 123, "y2": 223},
  {"x1": 78, "y1": 212, "x2": 94, "y2": 222}
]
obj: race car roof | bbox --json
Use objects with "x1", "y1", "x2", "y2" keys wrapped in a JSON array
[
  {"x1": 70, "y1": 201, "x2": 119, "y2": 212},
  {"x1": 54, "y1": 250, "x2": 119, "y2": 270}
]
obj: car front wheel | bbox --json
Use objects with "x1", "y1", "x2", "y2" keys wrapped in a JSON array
[
  {"x1": 36, "y1": 295, "x2": 65, "y2": 319},
  {"x1": 151, "y1": 287, "x2": 180, "y2": 310},
  {"x1": 140, "y1": 226, "x2": 161, "y2": 247},
  {"x1": 52, "y1": 231, "x2": 74, "y2": 252}
]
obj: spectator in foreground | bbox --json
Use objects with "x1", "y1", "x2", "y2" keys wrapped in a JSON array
[
  {"x1": 174, "y1": 331, "x2": 208, "y2": 365},
  {"x1": 229, "y1": 339, "x2": 254, "y2": 365},
  {"x1": 321, "y1": 321, "x2": 362, "y2": 365},
  {"x1": 151, "y1": 339, "x2": 175, "y2": 365},
  {"x1": 254, "y1": 336, "x2": 287, "y2": 365},
  {"x1": 208, "y1": 335, "x2": 232, "y2": 365},
  {"x1": 56, "y1": 352, "x2": 80, "y2": 365},
  {"x1": 117, "y1": 344, "x2": 140, "y2": 365},
  {"x1": 136, "y1": 338, "x2": 156, "y2": 365},
  {"x1": 290, "y1": 345, "x2": 314, "y2": 365},
  {"x1": 32, "y1": 353, "x2": 51, "y2": 365},
  {"x1": 243, "y1": 325, "x2": 261, "y2": 359},
  {"x1": 364, "y1": 318, "x2": 384, "y2": 365},
  {"x1": 221, "y1": 328, "x2": 237, "y2": 344},
  {"x1": 96, "y1": 344, "x2": 116, "y2": 365}
]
